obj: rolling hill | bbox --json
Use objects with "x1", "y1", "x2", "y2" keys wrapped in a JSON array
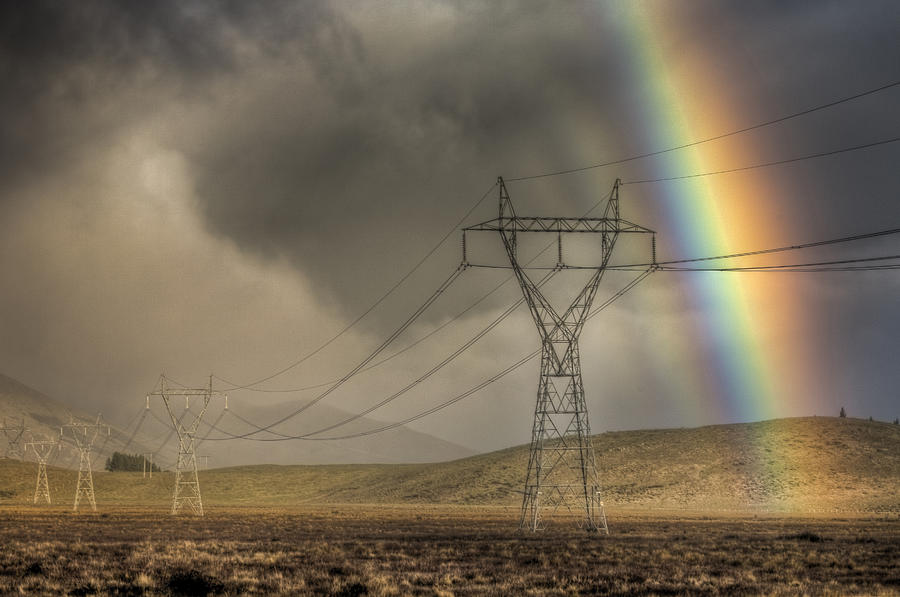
[
  {"x1": 0, "y1": 372, "x2": 132, "y2": 468},
  {"x1": 2, "y1": 416, "x2": 897, "y2": 513},
  {"x1": 0, "y1": 372, "x2": 475, "y2": 467}
]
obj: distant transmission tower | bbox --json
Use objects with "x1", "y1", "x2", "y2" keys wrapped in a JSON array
[
  {"x1": 143, "y1": 453, "x2": 154, "y2": 479},
  {"x1": 1, "y1": 417, "x2": 27, "y2": 460},
  {"x1": 62, "y1": 415, "x2": 110, "y2": 512},
  {"x1": 26, "y1": 436, "x2": 60, "y2": 504},
  {"x1": 150, "y1": 375, "x2": 224, "y2": 515},
  {"x1": 464, "y1": 177, "x2": 655, "y2": 533}
]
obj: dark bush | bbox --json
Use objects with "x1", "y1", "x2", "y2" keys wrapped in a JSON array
[
  {"x1": 335, "y1": 582, "x2": 368, "y2": 597},
  {"x1": 23, "y1": 561, "x2": 43, "y2": 575},
  {"x1": 781, "y1": 531, "x2": 824, "y2": 542}
]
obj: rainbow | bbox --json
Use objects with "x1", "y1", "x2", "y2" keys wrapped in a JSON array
[{"x1": 610, "y1": 3, "x2": 825, "y2": 426}]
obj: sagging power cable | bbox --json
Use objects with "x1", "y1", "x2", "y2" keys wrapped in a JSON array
[
  {"x1": 301, "y1": 268, "x2": 656, "y2": 440},
  {"x1": 214, "y1": 265, "x2": 466, "y2": 439},
  {"x1": 466, "y1": 226, "x2": 900, "y2": 271},
  {"x1": 623, "y1": 135, "x2": 900, "y2": 185},
  {"x1": 216, "y1": 182, "x2": 498, "y2": 391},
  {"x1": 507, "y1": 77, "x2": 900, "y2": 182},
  {"x1": 205, "y1": 269, "x2": 559, "y2": 441},
  {"x1": 221, "y1": 187, "x2": 615, "y2": 395}
]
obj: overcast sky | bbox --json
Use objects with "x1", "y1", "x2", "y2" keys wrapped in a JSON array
[{"x1": 1, "y1": 1, "x2": 898, "y2": 455}]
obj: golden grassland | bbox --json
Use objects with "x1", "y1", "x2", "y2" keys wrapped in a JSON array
[
  {"x1": 2, "y1": 416, "x2": 897, "y2": 512},
  {"x1": 0, "y1": 506, "x2": 897, "y2": 595},
  {"x1": 0, "y1": 416, "x2": 898, "y2": 594}
]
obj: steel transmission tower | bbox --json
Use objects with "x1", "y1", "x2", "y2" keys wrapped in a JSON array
[
  {"x1": 62, "y1": 415, "x2": 110, "y2": 512},
  {"x1": 26, "y1": 436, "x2": 60, "y2": 504},
  {"x1": 150, "y1": 375, "x2": 223, "y2": 515},
  {"x1": 464, "y1": 177, "x2": 655, "y2": 533},
  {"x1": 143, "y1": 453, "x2": 154, "y2": 479},
  {"x1": 1, "y1": 417, "x2": 27, "y2": 460}
]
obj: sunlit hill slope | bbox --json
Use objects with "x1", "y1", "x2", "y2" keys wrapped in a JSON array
[{"x1": 2, "y1": 417, "x2": 897, "y2": 513}]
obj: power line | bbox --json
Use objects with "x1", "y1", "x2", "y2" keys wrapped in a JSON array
[
  {"x1": 660, "y1": 253, "x2": 900, "y2": 272},
  {"x1": 221, "y1": 236, "x2": 569, "y2": 394},
  {"x1": 216, "y1": 181, "x2": 498, "y2": 391},
  {"x1": 215, "y1": 265, "x2": 466, "y2": 439},
  {"x1": 507, "y1": 77, "x2": 900, "y2": 182},
  {"x1": 222, "y1": 265, "x2": 518, "y2": 394},
  {"x1": 623, "y1": 135, "x2": 900, "y2": 185},
  {"x1": 667, "y1": 265, "x2": 900, "y2": 273},
  {"x1": 288, "y1": 271, "x2": 559, "y2": 440},
  {"x1": 195, "y1": 407, "x2": 228, "y2": 450},
  {"x1": 114, "y1": 408, "x2": 149, "y2": 456},
  {"x1": 207, "y1": 220, "x2": 898, "y2": 441},
  {"x1": 203, "y1": 268, "x2": 650, "y2": 442},
  {"x1": 204, "y1": 189, "x2": 617, "y2": 431},
  {"x1": 205, "y1": 270, "x2": 558, "y2": 441},
  {"x1": 608, "y1": 226, "x2": 900, "y2": 269},
  {"x1": 305, "y1": 269, "x2": 655, "y2": 441},
  {"x1": 464, "y1": 226, "x2": 900, "y2": 271},
  {"x1": 220, "y1": 272, "x2": 513, "y2": 394},
  {"x1": 221, "y1": 187, "x2": 617, "y2": 395}
]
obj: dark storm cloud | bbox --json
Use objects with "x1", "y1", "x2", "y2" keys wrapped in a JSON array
[
  {"x1": 0, "y1": 0, "x2": 898, "y2": 445},
  {"x1": 9, "y1": 0, "x2": 895, "y2": 320},
  {"x1": 184, "y1": 4, "x2": 636, "y2": 318},
  {"x1": 185, "y1": 0, "x2": 900, "y2": 325},
  {"x1": 0, "y1": 0, "x2": 351, "y2": 192}
]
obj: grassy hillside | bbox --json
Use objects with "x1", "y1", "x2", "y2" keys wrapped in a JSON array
[
  {"x1": 0, "y1": 372, "x2": 476, "y2": 466},
  {"x1": 0, "y1": 372, "x2": 143, "y2": 466},
  {"x1": 1, "y1": 417, "x2": 898, "y2": 513}
]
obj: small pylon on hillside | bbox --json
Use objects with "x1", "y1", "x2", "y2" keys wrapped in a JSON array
[
  {"x1": 26, "y1": 436, "x2": 60, "y2": 504},
  {"x1": 1, "y1": 417, "x2": 27, "y2": 460},
  {"x1": 150, "y1": 375, "x2": 224, "y2": 516},
  {"x1": 61, "y1": 415, "x2": 110, "y2": 512},
  {"x1": 143, "y1": 453, "x2": 154, "y2": 479}
]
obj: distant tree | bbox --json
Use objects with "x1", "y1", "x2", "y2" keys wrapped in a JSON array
[
  {"x1": 105, "y1": 451, "x2": 160, "y2": 472},
  {"x1": 868, "y1": 416, "x2": 873, "y2": 422},
  {"x1": 839, "y1": 407, "x2": 846, "y2": 418},
  {"x1": 894, "y1": 418, "x2": 898, "y2": 425}
]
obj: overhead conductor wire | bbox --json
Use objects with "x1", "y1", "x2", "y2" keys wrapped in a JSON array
[
  {"x1": 215, "y1": 181, "x2": 498, "y2": 391},
  {"x1": 506, "y1": 77, "x2": 900, "y2": 182},
  {"x1": 186, "y1": 78, "x2": 900, "y2": 442}
]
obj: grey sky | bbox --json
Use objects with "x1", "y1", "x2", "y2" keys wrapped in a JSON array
[{"x1": 0, "y1": 1, "x2": 898, "y2": 457}]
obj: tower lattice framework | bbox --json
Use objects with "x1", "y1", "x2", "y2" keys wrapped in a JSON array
[
  {"x1": 62, "y1": 415, "x2": 109, "y2": 512},
  {"x1": 464, "y1": 177, "x2": 655, "y2": 532},
  {"x1": 26, "y1": 437, "x2": 60, "y2": 505},
  {"x1": 151, "y1": 375, "x2": 223, "y2": 515},
  {"x1": 1, "y1": 417, "x2": 26, "y2": 460}
]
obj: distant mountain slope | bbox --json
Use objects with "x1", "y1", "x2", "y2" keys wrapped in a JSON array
[
  {"x1": 2, "y1": 416, "x2": 897, "y2": 513},
  {"x1": 0, "y1": 372, "x2": 129, "y2": 467},
  {"x1": 152, "y1": 398, "x2": 478, "y2": 466},
  {"x1": 0, "y1": 373, "x2": 476, "y2": 467}
]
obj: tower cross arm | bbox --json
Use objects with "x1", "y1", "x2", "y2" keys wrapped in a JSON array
[
  {"x1": 149, "y1": 389, "x2": 224, "y2": 397},
  {"x1": 463, "y1": 216, "x2": 655, "y2": 235}
]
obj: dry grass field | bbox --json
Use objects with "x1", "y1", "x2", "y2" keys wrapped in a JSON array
[
  {"x1": 0, "y1": 506, "x2": 897, "y2": 596},
  {"x1": 1, "y1": 417, "x2": 897, "y2": 594},
  {"x1": 2, "y1": 417, "x2": 897, "y2": 513}
]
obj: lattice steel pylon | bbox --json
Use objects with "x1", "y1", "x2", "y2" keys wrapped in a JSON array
[
  {"x1": 150, "y1": 375, "x2": 223, "y2": 515},
  {"x1": 1, "y1": 417, "x2": 27, "y2": 460},
  {"x1": 62, "y1": 415, "x2": 110, "y2": 512},
  {"x1": 464, "y1": 177, "x2": 655, "y2": 533},
  {"x1": 26, "y1": 436, "x2": 60, "y2": 505},
  {"x1": 143, "y1": 453, "x2": 154, "y2": 479}
]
